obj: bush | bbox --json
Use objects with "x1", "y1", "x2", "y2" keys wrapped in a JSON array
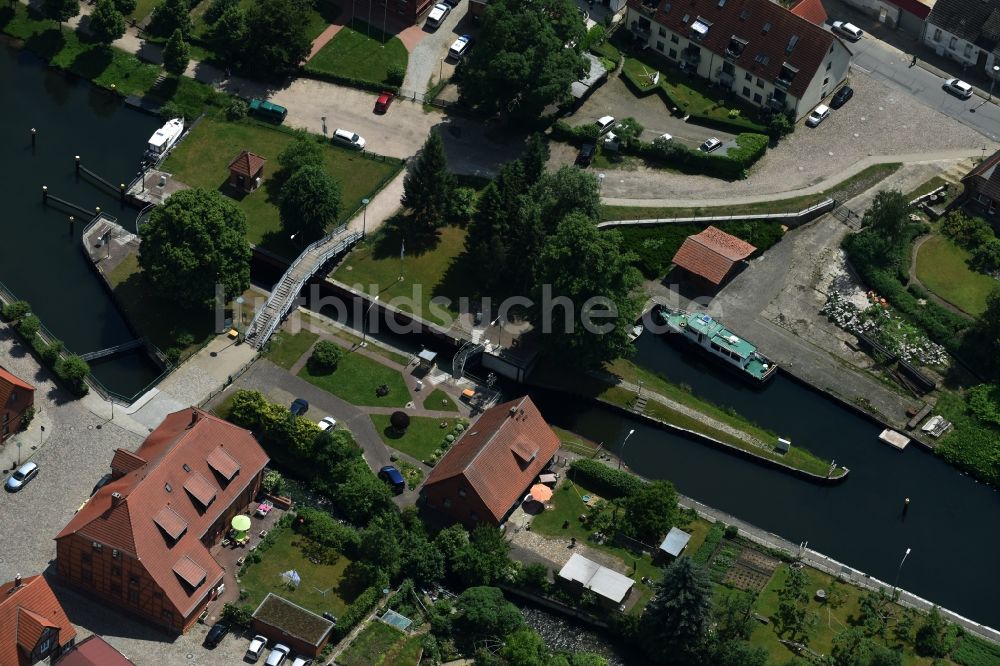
[
  {"x1": 19, "y1": 406, "x2": 35, "y2": 431},
  {"x1": 301, "y1": 66, "x2": 401, "y2": 94},
  {"x1": 333, "y1": 585, "x2": 384, "y2": 640},
  {"x1": 569, "y1": 459, "x2": 644, "y2": 499},
  {"x1": 40, "y1": 339, "x2": 63, "y2": 365},
  {"x1": 390, "y1": 410, "x2": 410, "y2": 432},
  {"x1": 634, "y1": 132, "x2": 767, "y2": 180},
  {"x1": 1, "y1": 300, "x2": 31, "y2": 322},
  {"x1": 551, "y1": 120, "x2": 599, "y2": 146},
  {"x1": 308, "y1": 340, "x2": 343, "y2": 373},
  {"x1": 724, "y1": 524, "x2": 739, "y2": 539},
  {"x1": 261, "y1": 470, "x2": 286, "y2": 496},
  {"x1": 226, "y1": 98, "x2": 248, "y2": 120},
  {"x1": 386, "y1": 63, "x2": 405, "y2": 86},
  {"x1": 220, "y1": 602, "x2": 254, "y2": 628},
  {"x1": 692, "y1": 522, "x2": 725, "y2": 565},
  {"x1": 54, "y1": 355, "x2": 90, "y2": 396},
  {"x1": 159, "y1": 100, "x2": 184, "y2": 120},
  {"x1": 294, "y1": 506, "x2": 362, "y2": 554}
]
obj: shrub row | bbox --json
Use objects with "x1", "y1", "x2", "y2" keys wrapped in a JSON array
[
  {"x1": 569, "y1": 459, "x2": 644, "y2": 499},
  {"x1": 300, "y1": 67, "x2": 400, "y2": 95},
  {"x1": 294, "y1": 506, "x2": 362, "y2": 555},
  {"x1": 691, "y1": 521, "x2": 725, "y2": 566},
  {"x1": 1, "y1": 300, "x2": 90, "y2": 396},
  {"x1": 619, "y1": 64, "x2": 684, "y2": 113},
  {"x1": 332, "y1": 585, "x2": 384, "y2": 641},
  {"x1": 686, "y1": 109, "x2": 770, "y2": 135},
  {"x1": 590, "y1": 41, "x2": 621, "y2": 68}
]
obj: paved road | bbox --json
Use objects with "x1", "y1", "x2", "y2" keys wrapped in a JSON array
[{"x1": 403, "y1": 3, "x2": 472, "y2": 93}]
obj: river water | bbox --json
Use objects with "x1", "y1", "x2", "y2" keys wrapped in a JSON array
[
  {"x1": 527, "y1": 332, "x2": 1000, "y2": 630},
  {"x1": 0, "y1": 40, "x2": 161, "y2": 397}
]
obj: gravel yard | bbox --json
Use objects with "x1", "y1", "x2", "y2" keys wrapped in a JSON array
[{"x1": 557, "y1": 70, "x2": 990, "y2": 200}]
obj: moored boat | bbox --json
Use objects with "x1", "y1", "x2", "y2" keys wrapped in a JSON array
[
  {"x1": 144, "y1": 117, "x2": 184, "y2": 161},
  {"x1": 656, "y1": 308, "x2": 777, "y2": 382}
]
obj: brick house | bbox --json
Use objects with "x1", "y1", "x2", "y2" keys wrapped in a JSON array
[
  {"x1": 421, "y1": 396, "x2": 560, "y2": 528},
  {"x1": 671, "y1": 225, "x2": 757, "y2": 287},
  {"x1": 55, "y1": 408, "x2": 269, "y2": 634},
  {"x1": 959, "y1": 148, "x2": 1000, "y2": 222},
  {"x1": 922, "y1": 0, "x2": 1000, "y2": 78},
  {"x1": 227, "y1": 151, "x2": 266, "y2": 194},
  {"x1": 625, "y1": 0, "x2": 852, "y2": 119},
  {"x1": 0, "y1": 574, "x2": 77, "y2": 666},
  {"x1": 0, "y1": 367, "x2": 35, "y2": 443}
]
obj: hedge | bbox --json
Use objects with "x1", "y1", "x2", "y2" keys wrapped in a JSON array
[
  {"x1": 692, "y1": 521, "x2": 725, "y2": 566},
  {"x1": 620, "y1": 64, "x2": 684, "y2": 114},
  {"x1": 300, "y1": 67, "x2": 401, "y2": 95},
  {"x1": 332, "y1": 585, "x2": 384, "y2": 640},
  {"x1": 590, "y1": 41, "x2": 621, "y2": 68},
  {"x1": 686, "y1": 110, "x2": 769, "y2": 135},
  {"x1": 569, "y1": 459, "x2": 644, "y2": 499}
]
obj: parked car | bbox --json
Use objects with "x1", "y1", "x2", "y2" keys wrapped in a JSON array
[
  {"x1": 443, "y1": 0, "x2": 462, "y2": 6},
  {"x1": 448, "y1": 34, "x2": 473, "y2": 60},
  {"x1": 332, "y1": 128, "x2": 366, "y2": 150},
  {"x1": 379, "y1": 465, "x2": 406, "y2": 494},
  {"x1": 831, "y1": 20, "x2": 863, "y2": 41},
  {"x1": 830, "y1": 85, "x2": 854, "y2": 109},
  {"x1": 656, "y1": 133, "x2": 673, "y2": 143},
  {"x1": 318, "y1": 416, "x2": 337, "y2": 431},
  {"x1": 290, "y1": 398, "x2": 309, "y2": 416},
  {"x1": 291, "y1": 658, "x2": 312, "y2": 666},
  {"x1": 699, "y1": 137, "x2": 722, "y2": 153},
  {"x1": 374, "y1": 91, "x2": 394, "y2": 114},
  {"x1": 203, "y1": 622, "x2": 230, "y2": 649},
  {"x1": 594, "y1": 115, "x2": 617, "y2": 135},
  {"x1": 942, "y1": 77, "x2": 973, "y2": 99},
  {"x1": 5, "y1": 462, "x2": 38, "y2": 492},
  {"x1": 575, "y1": 143, "x2": 596, "y2": 166},
  {"x1": 426, "y1": 3, "x2": 450, "y2": 28},
  {"x1": 248, "y1": 98, "x2": 287, "y2": 123},
  {"x1": 265, "y1": 644, "x2": 291, "y2": 666},
  {"x1": 805, "y1": 104, "x2": 831, "y2": 127},
  {"x1": 323, "y1": 611, "x2": 338, "y2": 624},
  {"x1": 245, "y1": 635, "x2": 268, "y2": 663}
]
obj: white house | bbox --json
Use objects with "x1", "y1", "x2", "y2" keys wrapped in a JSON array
[
  {"x1": 923, "y1": 0, "x2": 1000, "y2": 79},
  {"x1": 625, "y1": 0, "x2": 853, "y2": 119}
]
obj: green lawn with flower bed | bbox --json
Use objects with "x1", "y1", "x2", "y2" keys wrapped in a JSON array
[{"x1": 370, "y1": 414, "x2": 466, "y2": 463}]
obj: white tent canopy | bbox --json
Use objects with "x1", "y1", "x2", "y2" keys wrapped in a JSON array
[{"x1": 280, "y1": 570, "x2": 301, "y2": 588}]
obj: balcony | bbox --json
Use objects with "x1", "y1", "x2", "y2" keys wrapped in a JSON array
[{"x1": 774, "y1": 77, "x2": 792, "y2": 90}]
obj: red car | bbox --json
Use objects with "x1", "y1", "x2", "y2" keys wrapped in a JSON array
[{"x1": 374, "y1": 91, "x2": 394, "y2": 114}]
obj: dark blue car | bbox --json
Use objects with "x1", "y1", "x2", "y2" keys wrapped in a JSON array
[{"x1": 378, "y1": 466, "x2": 406, "y2": 494}]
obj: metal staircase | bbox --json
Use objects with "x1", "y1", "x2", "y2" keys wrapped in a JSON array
[
  {"x1": 452, "y1": 339, "x2": 484, "y2": 380},
  {"x1": 245, "y1": 225, "x2": 362, "y2": 349}
]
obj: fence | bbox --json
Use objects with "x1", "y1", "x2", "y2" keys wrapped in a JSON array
[
  {"x1": 196, "y1": 354, "x2": 261, "y2": 409},
  {"x1": 831, "y1": 199, "x2": 863, "y2": 229},
  {"x1": 596, "y1": 198, "x2": 835, "y2": 229}
]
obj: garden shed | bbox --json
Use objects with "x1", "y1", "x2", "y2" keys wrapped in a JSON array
[
  {"x1": 228, "y1": 150, "x2": 266, "y2": 194},
  {"x1": 252, "y1": 593, "x2": 335, "y2": 657},
  {"x1": 557, "y1": 553, "x2": 635, "y2": 609}
]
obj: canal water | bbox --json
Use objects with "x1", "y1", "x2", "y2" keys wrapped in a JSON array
[
  {"x1": 0, "y1": 40, "x2": 161, "y2": 397},
  {"x1": 528, "y1": 332, "x2": 1000, "y2": 630}
]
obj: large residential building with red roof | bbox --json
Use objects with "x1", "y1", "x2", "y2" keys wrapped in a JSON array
[
  {"x1": 625, "y1": 0, "x2": 852, "y2": 119},
  {"x1": 0, "y1": 367, "x2": 35, "y2": 443},
  {"x1": 55, "y1": 408, "x2": 269, "y2": 634},
  {"x1": 671, "y1": 225, "x2": 757, "y2": 286},
  {"x1": 421, "y1": 396, "x2": 560, "y2": 528},
  {"x1": 0, "y1": 574, "x2": 77, "y2": 666}
]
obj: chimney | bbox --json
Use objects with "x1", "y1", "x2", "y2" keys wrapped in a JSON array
[
  {"x1": 13, "y1": 574, "x2": 21, "y2": 589},
  {"x1": 111, "y1": 491, "x2": 123, "y2": 507},
  {"x1": 509, "y1": 406, "x2": 518, "y2": 418},
  {"x1": 188, "y1": 409, "x2": 200, "y2": 428}
]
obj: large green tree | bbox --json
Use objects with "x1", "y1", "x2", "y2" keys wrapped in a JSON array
[
  {"x1": 209, "y1": 5, "x2": 248, "y2": 64},
  {"x1": 501, "y1": 628, "x2": 549, "y2": 666},
  {"x1": 521, "y1": 133, "x2": 550, "y2": 184},
  {"x1": 453, "y1": 586, "x2": 525, "y2": 645},
  {"x1": 531, "y1": 213, "x2": 642, "y2": 368},
  {"x1": 163, "y1": 28, "x2": 191, "y2": 76},
  {"x1": 41, "y1": 0, "x2": 80, "y2": 28},
  {"x1": 279, "y1": 165, "x2": 342, "y2": 239},
  {"x1": 278, "y1": 133, "x2": 325, "y2": 174},
  {"x1": 452, "y1": 525, "x2": 515, "y2": 587},
  {"x1": 619, "y1": 479, "x2": 678, "y2": 544},
  {"x1": 149, "y1": 0, "x2": 191, "y2": 37},
  {"x1": 113, "y1": 0, "x2": 137, "y2": 15},
  {"x1": 775, "y1": 566, "x2": 814, "y2": 642},
  {"x1": 401, "y1": 131, "x2": 455, "y2": 232},
  {"x1": 640, "y1": 557, "x2": 713, "y2": 664},
  {"x1": 88, "y1": 0, "x2": 126, "y2": 45},
  {"x1": 861, "y1": 190, "x2": 910, "y2": 254},
  {"x1": 246, "y1": 0, "x2": 311, "y2": 75},
  {"x1": 139, "y1": 188, "x2": 251, "y2": 309},
  {"x1": 457, "y1": 0, "x2": 585, "y2": 121}
]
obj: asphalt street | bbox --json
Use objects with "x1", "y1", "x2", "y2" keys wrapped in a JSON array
[{"x1": 847, "y1": 34, "x2": 1000, "y2": 143}]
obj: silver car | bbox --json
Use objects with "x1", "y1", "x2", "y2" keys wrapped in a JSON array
[
  {"x1": 265, "y1": 644, "x2": 291, "y2": 666},
  {"x1": 5, "y1": 462, "x2": 38, "y2": 492},
  {"x1": 332, "y1": 128, "x2": 366, "y2": 150}
]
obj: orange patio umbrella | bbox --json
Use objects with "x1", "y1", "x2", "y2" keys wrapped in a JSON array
[{"x1": 529, "y1": 484, "x2": 553, "y2": 502}]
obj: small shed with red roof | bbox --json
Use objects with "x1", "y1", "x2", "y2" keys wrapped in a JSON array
[
  {"x1": 0, "y1": 574, "x2": 77, "y2": 666},
  {"x1": 0, "y1": 366, "x2": 35, "y2": 443},
  {"x1": 421, "y1": 396, "x2": 560, "y2": 528},
  {"x1": 227, "y1": 151, "x2": 266, "y2": 194},
  {"x1": 671, "y1": 226, "x2": 758, "y2": 287}
]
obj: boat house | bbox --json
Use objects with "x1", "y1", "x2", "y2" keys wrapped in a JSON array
[
  {"x1": 228, "y1": 151, "x2": 266, "y2": 194},
  {"x1": 671, "y1": 226, "x2": 757, "y2": 287}
]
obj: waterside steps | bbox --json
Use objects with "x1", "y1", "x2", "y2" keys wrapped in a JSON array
[
  {"x1": 245, "y1": 225, "x2": 362, "y2": 349},
  {"x1": 80, "y1": 338, "x2": 146, "y2": 361}
]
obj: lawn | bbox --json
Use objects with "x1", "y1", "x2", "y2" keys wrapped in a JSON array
[
  {"x1": 337, "y1": 621, "x2": 406, "y2": 666},
  {"x1": 131, "y1": 0, "x2": 159, "y2": 20},
  {"x1": 299, "y1": 349, "x2": 410, "y2": 407},
  {"x1": 915, "y1": 235, "x2": 996, "y2": 316},
  {"x1": 105, "y1": 254, "x2": 219, "y2": 359},
  {"x1": 382, "y1": 634, "x2": 424, "y2": 666},
  {"x1": 306, "y1": 21, "x2": 408, "y2": 87},
  {"x1": 162, "y1": 117, "x2": 400, "y2": 257},
  {"x1": 599, "y1": 162, "x2": 902, "y2": 221},
  {"x1": 551, "y1": 425, "x2": 601, "y2": 457},
  {"x1": 240, "y1": 528, "x2": 356, "y2": 617},
  {"x1": 264, "y1": 329, "x2": 319, "y2": 369},
  {"x1": 422, "y1": 388, "x2": 457, "y2": 411},
  {"x1": 370, "y1": 414, "x2": 460, "y2": 462},
  {"x1": 331, "y1": 225, "x2": 471, "y2": 325}
]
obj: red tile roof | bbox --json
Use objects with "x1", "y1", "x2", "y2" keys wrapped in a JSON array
[
  {"x1": 424, "y1": 396, "x2": 560, "y2": 523},
  {"x1": 206, "y1": 446, "x2": 240, "y2": 481},
  {"x1": 671, "y1": 225, "x2": 757, "y2": 285},
  {"x1": 634, "y1": 0, "x2": 844, "y2": 99},
  {"x1": 54, "y1": 635, "x2": 135, "y2": 666},
  {"x1": 0, "y1": 575, "x2": 77, "y2": 666},
  {"x1": 789, "y1": 0, "x2": 827, "y2": 26},
  {"x1": 0, "y1": 367, "x2": 34, "y2": 411},
  {"x1": 56, "y1": 408, "x2": 269, "y2": 619},
  {"x1": 227, "y1": 151, "x2": 266, "y2": 178},
  {"x1": 182, "y1": 472, "x2": 217, "y2": 508},
  {"x1": 110, "y1": 449, "x2": 146, "y2": 477}
]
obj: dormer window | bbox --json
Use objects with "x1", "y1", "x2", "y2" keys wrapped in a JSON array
[
  {"x1": 786, "y1": 35, "x2": 799, "y2": 54},
  {"x1": 739, "y1": 8, "x2": 748, "y2": 20},
  {"x1": 763, "y1": 22, "x2": 771, "y2": 34},
  {"x1": 690, "y1": 17, "x2": 711, "y2": 41},
  {"x1": 754, "y1": 53, "x2": 769, "y2": 66},
  {"x1": 663, "y1": 2, "x2": 671, "y2": 11},
  {"x1": 682, "y1": 13, "x2": 689, "y2": 23},
  {"x1": 718, "y1": 0, "x2": 725, "y2": 5},
  {"x1": 776, "y1": 62, "x2": 798, "y2": 87},
  {"x1": 727, "y1": 36, "x2": 747, "y2": 58}
]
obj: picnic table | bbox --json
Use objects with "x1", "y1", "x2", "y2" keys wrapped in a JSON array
[{"x1": 255, "y1": 500, "x2": 274, "y2": 517}]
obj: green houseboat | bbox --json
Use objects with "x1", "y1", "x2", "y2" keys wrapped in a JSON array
[{"x1": 657, "y1": 308, "x2": 778, "y2": 382}]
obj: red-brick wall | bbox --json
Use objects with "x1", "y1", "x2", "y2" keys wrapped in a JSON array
[
  {"x1": 1, "y1": 386, "x2": 33, "y2": 442},
  {"x1": 421, "y1": 475, "x2": 497, "y2": 528}
]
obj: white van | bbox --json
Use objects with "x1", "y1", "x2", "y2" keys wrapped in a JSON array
[
  {"x1": 806, "y1": 104, "x2": 831, "y2": 127},
  {"x1": 831, "y1": 20, "x2": 863, "y2": 41},
  {"x1": 426, "y1": 3, "x2": 450, "y2": 28},
  {"x1": 448, "y1": 34, "x2": 472, "y2": 60}
]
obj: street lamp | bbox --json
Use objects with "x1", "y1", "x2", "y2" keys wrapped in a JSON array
[
  {"x1": 361, "y1": 295, "x2": 379, "y2": 347},
  {"x1": 893, "y1": 547, "x2": 912, "y2": 595},
  {"x1": 990, "y1": 65, "x2": 1000, "y2": 101},
  {"x1": 598, "y1": 173, "x2": 606, "y2": 192},
  {"x1": 490, "y1": 316, "x2": 502, "y2": 348},
  {"x1": 361, "y1": 198, "x2": 370, "y2": 238},
  {"x1": 617, "y1": 428, "x2": 636, "y2": 470}
]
